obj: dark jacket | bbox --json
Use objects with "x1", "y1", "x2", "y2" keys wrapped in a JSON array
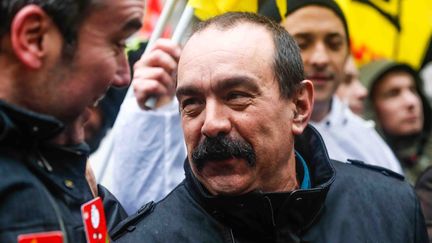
[
  {"x1": 112, "y1": 125, "x2": 428, "y2": 243},
  {"x1": 0, "y1": 100, "x2": 94, "y2": 242},
  {"x1": 415, "y1": 166, "x2": 432, "y2": 242}
]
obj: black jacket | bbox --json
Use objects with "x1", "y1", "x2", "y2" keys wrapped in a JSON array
[
  {"x1": 0, "y1": 100, "x2": 94, "y2": 242},
  {"x1": 113, "y1": 125, "x2": 428, "y2": 243}
]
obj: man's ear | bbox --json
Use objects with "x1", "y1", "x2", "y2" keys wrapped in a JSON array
[
  {"x1": 10, "y1": 5, "x2": 53, "y2": 69},
  {"x1": 292, "y1": 80, "x2": 314, "y2": 135}
]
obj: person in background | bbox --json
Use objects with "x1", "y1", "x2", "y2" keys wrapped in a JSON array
[
  {"x1": 279, "y1": 0, "x2": 401, "y2": 172},
  {"x1": 360, "y1": 60, "x2": 432, "y2": 183},
  {"x1": 96, "y1": 38, "x2": 184, "y2": 215},
  {"x1": 0, "y1": 0, "x2": 144, "y2": 241},
  {"x1": 420, "y1": 61, "x2": 432, "y2": 106},
  {"x1": 85, "y1": 87, "x2": 128, "y2": 153},
  {"x1": 415, "y1": 165, "x2": 432, "y2": 242},
  {"x1": 85, "y1": 41, "x2": 149, "y2": 154},
  {"x1": 101, "y1": 0, "x2": 402, "y2": 215},
  {"x1": 336, "y1": 55, "x2": 368, "y2": 116},
  {"x1": 112, "y1": 12, "x2": 428, "y2": 243}
]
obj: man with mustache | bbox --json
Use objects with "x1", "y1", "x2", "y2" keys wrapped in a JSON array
[
  {"x1": 0, "y1": 0, "x2": 144, "y2": 241},
  {"x1": 192, "y1": 134, "x2": 256, "y2": 172},
  {"x1": 105, "y1": 0, "x2": 402, "y2": 215},
  {"x1": 112, "y1": 12, "x2": 427, "y2": 242}
]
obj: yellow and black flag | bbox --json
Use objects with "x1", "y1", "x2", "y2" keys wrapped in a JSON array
[
  {"x1": 337, "y1": 0, "x2": 432, "y2": 69},
  {"x1": 188, "y1": 0, "x2": 287, "y2": 21}
]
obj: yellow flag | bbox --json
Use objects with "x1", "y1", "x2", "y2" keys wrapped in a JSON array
[
  {"x1": 188, "y1": 0, "x2": 259, "y2": 20},
  {"x1": 336, "y1": 0, "x2": 432, "y2": 69},
  {"x1": 275, "y1": 0, "x2": 287, "y2": 20}
]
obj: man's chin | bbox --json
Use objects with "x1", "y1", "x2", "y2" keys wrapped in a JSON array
[
  {"x1": 202, "y1": 177, "x2": 255, "y2": 196},
  {"x1": 195, "y1": 163, "x2": 255, "y2": 196}
]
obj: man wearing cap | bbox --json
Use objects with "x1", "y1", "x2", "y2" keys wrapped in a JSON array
[{"x1": 112, "y1": 12, "x2": 427, "y2": 243}]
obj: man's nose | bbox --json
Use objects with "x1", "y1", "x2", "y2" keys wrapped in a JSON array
[
  {"x1": 112, "y1": 53, "x2": 131, "y2": 88},
  {"x1": 309, "y1": 42, "x2": 330, "y2": 69},
  {"x1": 201, "y1": 101, "x2": 232, "y2": 138},
  {"x1": 403, "y1": 89, "x2": 421, "y2": 110}
]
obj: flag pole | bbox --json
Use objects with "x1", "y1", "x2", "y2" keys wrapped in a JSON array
[
  {"x1": 171, "y1": 5, "x2": 194, "y2": 48},
  {"x1": 144, "y1": 4, "x2": 195, "y2": 108}
]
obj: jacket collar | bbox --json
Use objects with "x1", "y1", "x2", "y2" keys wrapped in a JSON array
[
  {"x1": 0, "y1": 100, "x2": 92, "y2": 201},
  {"x1": 184, "y1": 125, "x2": 335, "y2": 241},
  {"x1": 0, "y1": 99, "x2": 64, "y2": 146}
]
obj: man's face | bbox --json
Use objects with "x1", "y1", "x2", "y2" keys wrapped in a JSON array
[
  {"x1": 336, "y1": 57, "x2": 368, "y2": 116},
  {"x1": 45, "y1": 0, "x2": 144, "y2": 123},
  {"x1": 177, "y1": 24, "x2": 299, "y2": 196},
  {"x1": 373, "y1": 71, "x2": 424, "y2": 136},
  {"x1": 281, "y1": 6, "x2": 348, "y2": 106}
]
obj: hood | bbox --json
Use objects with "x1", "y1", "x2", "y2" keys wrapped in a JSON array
[{"x1": 359, "y1": 60, "x2": 432, "y2": 136}]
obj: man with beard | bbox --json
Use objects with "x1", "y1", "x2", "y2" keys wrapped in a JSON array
[
  {"x1": 112, "y1": 12, "x2": 427, "y2": 242},
  {"x1": 0, "y1": 0, "x2": 144, "y2": 241}
]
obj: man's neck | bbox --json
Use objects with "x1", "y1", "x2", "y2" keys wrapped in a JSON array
[
  {"x1": 261, "y1": 151, "x2": 299, "y2": 193},
  {"x1": 0, "y1": 59, "x2": 18, "y2": 104},
  {"x1": 311, "y1": 99, "x2": 332, "y2": 122}
]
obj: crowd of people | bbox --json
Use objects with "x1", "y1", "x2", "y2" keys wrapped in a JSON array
[{"x1": 1, "y1": 0, "x2": 431, "y2": 242}]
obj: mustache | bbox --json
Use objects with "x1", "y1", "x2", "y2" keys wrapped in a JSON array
[{"x1": 191, "y1": 134, "x2": 256, "y2": 171}]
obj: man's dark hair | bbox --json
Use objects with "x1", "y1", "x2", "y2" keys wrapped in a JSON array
[
  {"x1": 0, "y1": 0, "x2": 99, "y2": 57},
  {"x1": 192, "y1": 12, "x2": 305, "y2": 99}
]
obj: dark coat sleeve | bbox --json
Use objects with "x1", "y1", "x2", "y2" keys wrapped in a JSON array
[{"x1": 98, "y1": 184, "x2": 128, "y2": 234}]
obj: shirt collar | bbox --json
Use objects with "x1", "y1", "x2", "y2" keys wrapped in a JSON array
[
  {"x1": 296, "y1": 150, "x2": 311, "y2": 190},
  {"x1": 315, "y1": 96, "x2": 349, "y2": 127}
]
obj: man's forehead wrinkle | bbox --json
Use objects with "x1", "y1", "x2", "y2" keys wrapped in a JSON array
[{"x1": 179, "y1": 49, "x2": 249, "y2": 81}]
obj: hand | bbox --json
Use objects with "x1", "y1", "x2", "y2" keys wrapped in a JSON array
[{"x1": 132, "y1": 38, "x2": 181, "y2": 110}]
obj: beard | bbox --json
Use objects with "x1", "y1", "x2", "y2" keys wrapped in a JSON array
[{"x1": 191, "y1": 134, "x2": 256, "y2": 171}]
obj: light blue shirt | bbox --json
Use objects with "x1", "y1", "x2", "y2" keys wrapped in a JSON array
[
  {"x1": 91, "y1": 97, "x2": 186, "y2": 215},
  {"x1": 310, "y1": 96, "x2": 402, "y2": 174}
]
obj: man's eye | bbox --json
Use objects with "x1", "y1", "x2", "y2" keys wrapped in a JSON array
[
  {"x1": 112, "y1": 40, "x2": 127, "y2": 56},
  {"x1": 117, "y1": 41, "x2": 127, "y2": 49},
  {"x1": 327, "y1": 40, "x2": 342, "y2": 51},
  {"x1": 181, "y1": 98, "x2": 198, "y2": 108},
  {"x1": 344, "y1": 75, "x2": 353, "y2": 85},
  {"x1": 226, "y1": 92, "x2": 248, "y2": 100},
  {"x1": 225, "y1": 92, "x2": 252, "y2": 110},
  {"x1": 296, "y1": 41, "x2": 309, "y2": 50},
  {"x1": 384, "y1": 89, "x2": 400, "y2": 98},
  {"x1": 409, "y1": 86, "x2": 418, "y2": 95},
  {"x1": 293, "y1": 37, "x2": 310, "y2": 51},
  {"x1": 181, "y1": 98, "x2": 203, "y2": 116}
]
